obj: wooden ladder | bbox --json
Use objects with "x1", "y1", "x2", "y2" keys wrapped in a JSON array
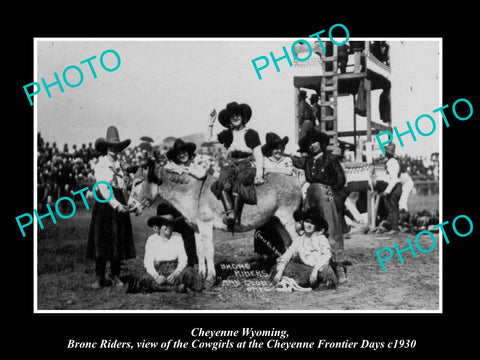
[{"x1": 319, "y1": 43, "x2": 338, "y2": 145}]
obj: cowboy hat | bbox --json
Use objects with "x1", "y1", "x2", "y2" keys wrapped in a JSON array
[
  {"x1": 95, "y1": 126, "x2": 131, "y2": 154},
  {"x1": 301, "y1": 208, "x2": 329, "y2": 233},
  {"x1": 218, "y1": 102, "x2": 252, "y2": 128},
  {"x1": 383, "y1": 142, "x2": 396, "y2": 156},
  {"x1": 166, "y1": 138, "x2": 197, "y2": 161},
  {"x1": 147, "y1": 214, "x2": 183, "y2": 228},
  {"x1": 298, "y1": 129, "x2": 330, "y2": 154},
  {"x1": 298, "y1": 90, "x2": 308, "y2": 99},
  {"x1": 261, "y1": 132, "x2": 289, "y2": 156}
]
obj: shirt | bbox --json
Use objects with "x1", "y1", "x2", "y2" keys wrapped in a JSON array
[
  {"x1": 292, "y1": 152, "x2": 346, "y2": 190},
  {"x1": 94, "y1": 155, "x2": 126, "y2": 189},
  {"x1": 384, "y1": 157, "x2": 400, "y2": 194},
  {"x1": 225, "y1": 127, "x2": 264, "y2": 175},
  {"x1": 143, "y1": 233, "x2": 188, "y2": 278},
  {"x1": 229, "y1": 127, "x2": 255, "y2": 154},
  {"x1": 164, "y1": 160, "x2": 207, "y2": 180},
  {"x1": 264, "y1": 156, "x2": 293, "y2": 175},
  {"x1": 93, "y1": 155, "x2": 127, "y2": 209},
  {"x1": 277, "y1": 232, "x2": 332, "y2": 271}
]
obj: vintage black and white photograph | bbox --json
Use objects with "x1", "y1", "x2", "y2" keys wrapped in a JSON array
[{"x1": 33, "y1": 38, "x2": 441, "y2": 312}]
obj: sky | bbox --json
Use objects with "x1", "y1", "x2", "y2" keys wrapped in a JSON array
[{"x1": 35, "y1": 38, "x2": 440, "y2": 158}]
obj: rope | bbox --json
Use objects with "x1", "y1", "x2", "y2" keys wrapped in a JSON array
[{"x1": 275, "y1": 277, "x2": 312, "y2": 292}]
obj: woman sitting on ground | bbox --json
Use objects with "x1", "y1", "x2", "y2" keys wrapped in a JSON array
[
  {"x1": 140, "y1": 212, "x2": 203, "y2": 293},
  {"x1": 271, "y1": 208, "x2": 338, "y2": 290}
]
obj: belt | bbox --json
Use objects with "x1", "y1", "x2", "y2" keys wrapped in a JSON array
[
  {"x1": 308, "y1": 183, "x2": 334, "y2": 197},
  {"x1": 230, "y1": 150, "x2": 252, "y2": 159}
]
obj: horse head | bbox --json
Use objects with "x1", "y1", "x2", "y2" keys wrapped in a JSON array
[{"x1": 127, "y1": 165, "x2": 161, "y2": 215}]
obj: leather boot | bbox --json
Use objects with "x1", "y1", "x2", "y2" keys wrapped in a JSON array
[
  {"x1": 220, "y1": 190, "x2": 235, "y2": 230},
  {"x1": 91, "y1": 276, "x2": 104, "y2": 290},
  {"x1": 233, "y1": 193, "x2": 244, "y2": 226}
]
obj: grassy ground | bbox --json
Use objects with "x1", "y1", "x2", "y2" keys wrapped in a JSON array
[{"x1": 36, "y1": 196, "x2": 440, "y2": 311}]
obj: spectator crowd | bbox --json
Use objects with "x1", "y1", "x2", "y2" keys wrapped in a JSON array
[
  {"x1": 37, "y1": 132, "x2": 438, "y2": 212},
  {"x1": 36, "y1": 133, "x2": 228, "y2": 212}
]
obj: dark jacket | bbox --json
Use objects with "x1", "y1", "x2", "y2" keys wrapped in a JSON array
[{"x1": 292, "y1": 152, "x2": 346, "y2": 191}]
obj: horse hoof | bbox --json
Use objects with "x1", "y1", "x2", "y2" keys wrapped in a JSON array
[{"x1": 203, "y1": 278, "x2": 215, "y2": 291}]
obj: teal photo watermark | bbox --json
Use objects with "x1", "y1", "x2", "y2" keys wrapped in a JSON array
[
  {"x1": 375, "y1": 97, "x2": 473, "y2": 155},
  {"x1": 15, "y1": 180, "x2": 114, "y2": 237},
  {"x1": 375, "y1": 214, "x2": 474, "y2": 271},
  {"x1": 251, "y1": 23, "x2": 350, "y2": 80},
  {"x1": 23, "y1": 49, "x2": 121, "y2": 106}
]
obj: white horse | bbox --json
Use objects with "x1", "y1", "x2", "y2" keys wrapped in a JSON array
[{"x1": 127, "y1": 166, "x2": 302, "y2": 289}]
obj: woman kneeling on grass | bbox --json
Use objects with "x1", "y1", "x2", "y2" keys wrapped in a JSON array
[
  {"x1": 272, "y1": 208, "x2": 338, "y2": 290},
  {"x1": 141, "y1": 213, "x2": 203, "y2": 293}
]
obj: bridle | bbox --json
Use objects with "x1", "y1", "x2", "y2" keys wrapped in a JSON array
[{"x1": 129, "y1": 179, "x2": 160, "y2": 213}]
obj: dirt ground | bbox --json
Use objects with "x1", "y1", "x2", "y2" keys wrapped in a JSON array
[{"x1": 36, "y1": 202, "x2": 440, "y2": 311}]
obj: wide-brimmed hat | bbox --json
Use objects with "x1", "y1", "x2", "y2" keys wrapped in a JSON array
[
  {"x1": 298, "y1": 129, "x2": 330, "y2": 154},
  {"x1": 94, "y1": 126, "x2": 131, "y2": 155},
  {"x1": 383, "y1": 142, "x2": 396, "y2": 156},
  {"x1": 218, "y1": 102, "x2": 252, "y2": 128},
  {"x1": 166, "y1": 138, "x2": 197, "y2": 161},
  {"x1": 147, "y1": 214, "x2": 183, "y2": 228},
  {"x1": 300, "y1": 208, "x2": 329, "y2": 233},
  {"x1": 261, "y1": 132, "x2": 289, "y2": 156}
]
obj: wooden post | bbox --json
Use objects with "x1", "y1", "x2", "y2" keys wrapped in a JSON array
[
  {"x1": 294, "y1": 86, "x2": 300, "y2": 144},
  {"x1": 353, "y1": 94, "x2": 357, "y2": 157},
  {"x1": 365, "y1": 77, "x2": 375, "y2": 230}
]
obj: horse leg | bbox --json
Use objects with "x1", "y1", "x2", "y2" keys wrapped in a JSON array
[
  {"x1": 274, "y1": 208, "x2": 299, "y2": 247},
  {"x1": 271, "y1": 217, "x2": 293, "y2": 251},
  {"x1": 194, "y1": 232, "x2": 206, "y2": 279},
  {"x1": 197, "y1": 219, "x2": 216, "y2": 290}
]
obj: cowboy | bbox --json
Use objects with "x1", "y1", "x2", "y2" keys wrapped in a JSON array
[
  {"x1": 381, "y1": 143, "x2": 402, "y2": 234},
  {"x1": 164, "y1": 138, "x2": 207, "y2": 180},
  {"x1": 210, "y1": 101, "x2": 264, "y2": 231},
  {"x1": 291, "y1": 129, "x2": 348, "y2": 284},
  {"x1": 86, "y1": 126, "x2": 136, "y2": 289},
  {"x1": 309, "y1": 93, "x2": 321, "y2": 128},
  {"x1": 298, "y1": 90, "x2": 315, "y2": 139},
  {"x1": 142, "y1": 212, "x2": 203, "y2": 292}
]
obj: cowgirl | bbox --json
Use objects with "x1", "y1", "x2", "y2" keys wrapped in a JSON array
[
  {"x1": 86, "y1": 126, "x2": 136, "y2": 289},
  {"x1": 164, "y1": 138, "x2": 207, "y2": 180},
  {"x1": 272, "y1": 208, "x2": 338, "y2": 290},
  {"x1": 261, "y1": 132, "x2": 293, "y2": 176},
  {"x1": 292, "y1": 129, "x2": 348, "y2": 284},
  {"x1": 210, "y1": 102, "x2": 264, "y2": 230},
  {"x1": 253, "y1": 132, "x2": 293, "y2": 260},
  {"x1": 142, "y1": 213, "x2": 202, "y2": 292}
]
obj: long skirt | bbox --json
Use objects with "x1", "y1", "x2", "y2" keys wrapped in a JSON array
[
  {"x1": 86, "y1": 188, "x2": 136, "y2": 261},
  {"x1": 210, "y1": 159, "x2": 257, "y2": 205},
  {"x1": 270, "y1": 262, "x2": 338, "y2": 290},
  {"x1": 124, "y1": 258, "x2": 203, "y2": 293},
  {"x1": 305, "y1": 183, "x2": 346, "y2": 264}
]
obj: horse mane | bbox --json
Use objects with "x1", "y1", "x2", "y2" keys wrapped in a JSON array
[{"x1": 158, "y1": 167, "x2": 191, "y2": 185}]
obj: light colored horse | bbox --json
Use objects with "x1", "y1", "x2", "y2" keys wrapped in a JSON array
[{"x1": 127, "y1": 167, "x2": 302, "y2": 288}]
